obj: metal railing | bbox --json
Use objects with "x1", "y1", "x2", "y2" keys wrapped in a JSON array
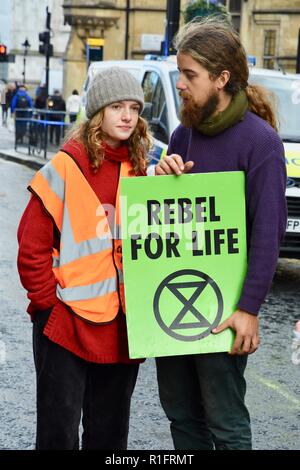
[{"x1": 14, "y1": 108, "x2": 73, "y2": 159}]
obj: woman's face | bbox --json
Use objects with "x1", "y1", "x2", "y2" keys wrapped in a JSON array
[{"x1": 101, "y1": 100, "x2": 140, "y2": 147}]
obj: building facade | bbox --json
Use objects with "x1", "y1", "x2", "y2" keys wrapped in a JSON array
[
  {"x1": 0, "y1": 0, "x2": 70, "y2": 95},
  {"x1": 185, "y1": 1, "x2": 300, "y2": 73},
  {"x1": 1, "y1": 0, "x2": 299, "y2": 100},
  {"x1": 240, "y1": 0, "x2": 300, "y2": 72},
  {"x1": 62, "y1": 0, "x2": 177, "y2": 98}
]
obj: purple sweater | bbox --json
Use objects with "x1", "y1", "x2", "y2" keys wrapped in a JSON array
[{"x1": 168, "y1": 111, "x2": 287, "y2": 315}]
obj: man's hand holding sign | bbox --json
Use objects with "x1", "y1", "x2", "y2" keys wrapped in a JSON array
[{"x1": 155, "y1": 154, "x2": 194, "y2": 176}]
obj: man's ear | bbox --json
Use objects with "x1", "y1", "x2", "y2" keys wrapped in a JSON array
[{"x1": 216, "y1": 70, "x2": 230, "y2": 90}]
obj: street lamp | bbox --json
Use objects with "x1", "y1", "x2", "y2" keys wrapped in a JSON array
[{"x1": 22, "y1": 38, "x2": 31, "y2": 85}]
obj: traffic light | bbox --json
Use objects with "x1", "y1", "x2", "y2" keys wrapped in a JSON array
[
  {"x1": 38, "y1": 31, "x2": 53, "y2": 56},
  {"x1": 165, "y1": 0, "x2": 180, "y2": 55},
  {"x1": 0, "y1": 44, "x2": 7, "y2": 62}
]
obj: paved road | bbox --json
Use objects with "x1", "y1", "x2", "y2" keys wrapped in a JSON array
[
  {"x1": 0, "y1": 121, "x2": 15, "y2": 150},
  {"x1": 0, "y1": 159, "x2": 299, "y2": 450}
]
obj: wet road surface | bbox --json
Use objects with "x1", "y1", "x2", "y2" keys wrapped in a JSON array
[{"x1": 0, "y1": 159, "x2": 299, "y2": 450}]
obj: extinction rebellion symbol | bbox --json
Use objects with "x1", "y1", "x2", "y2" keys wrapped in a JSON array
[{"x1": 153, "y1": 269, "x2": 223, "y2": 341}]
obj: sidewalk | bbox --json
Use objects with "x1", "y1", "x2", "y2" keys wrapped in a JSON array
[{"x1": 0, "y1": 123, "x2": 56, "y2": 170}]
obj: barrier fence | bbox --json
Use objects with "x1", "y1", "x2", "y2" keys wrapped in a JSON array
[{"x1": 14, "y1": 108, "x2": 72, "y2": 160}]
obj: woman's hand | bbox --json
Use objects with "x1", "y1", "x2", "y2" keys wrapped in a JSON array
[{"x1": 155, "y1": 154, "x2": 194, "y2": 176}]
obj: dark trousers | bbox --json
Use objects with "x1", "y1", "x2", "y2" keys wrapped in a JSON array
[
  {"x1": 49, "y1": 124, "x2": 61, "y2": 145},
  {"x1": 156, "y1": 353, "x2": 251, "y2": 450},
  {"x1": 1, "y1": 104, "x2": 7, "y2": 124},
  {"x1": 15, "y1": 111, "x2": 29, "y2": 141},
  {"x1": 33, "y1": 313, "x2": 139, "y2": 450}
]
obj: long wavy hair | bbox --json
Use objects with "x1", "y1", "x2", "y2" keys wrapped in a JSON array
[
  {"x1": 174, "y1": 15, "x2": 278, "y2": 131},
  {"x1": 65, "y1": 108, "x2": 153, "y2": 174}
]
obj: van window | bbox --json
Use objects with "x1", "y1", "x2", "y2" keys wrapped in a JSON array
[
  {"x1": 143, "y1": 71, "x2": 159, "y2": 102},
  {"x1": 170, "y1": 70, "x2": 180, "y2": 116},
  {"x1": 249, "y1": 74, "x2": 300, "y2": 141},
  {"x1": 142, "y1": 71, "x2": 169, "y2": 144}
]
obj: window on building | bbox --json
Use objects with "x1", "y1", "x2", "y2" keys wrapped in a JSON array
[
  {"x1": 228, "y1": 0, "x2": 241, "y2": 33},
  {"x1": 229, "y1": 0, "x2": 241, "y2": 12},
  {"x1": 231, "y1": 15, "x2": 240, "y2": 33},
  {"x1": 263, "y1": 30, "x2": 277, "y2": 69}
]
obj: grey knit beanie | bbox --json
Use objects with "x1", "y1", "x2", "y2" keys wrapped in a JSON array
[{"x1": 86, "y1": 66, "x2": 144, "y2": 119}]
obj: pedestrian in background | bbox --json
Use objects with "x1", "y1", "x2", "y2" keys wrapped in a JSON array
[
  {"x1": 34, "y1": 86, "x2": 47, "y2": 111},
  {"x1": 17, "y1": 67, "x2": 152, "y2": 450},
  {"x1": 5, "y1": 83, "x2": 15, "y2": 116},
  {"x1": 11, "y1": 84, "x2": 33, "y2": 143},
  {"x1": 1, "y1": 82, "x2": 16, "y2": 130},
  {"x1": 66, "y1": 89, "x2": 81, "y2": 123},
  {"x1": 48, "y1": 89, "x2": 66, "y2": 145},
  {"x1": 0, "y1": 80, "x2": 7, "y2": 125},
  {"x1": 154, "y1": 15, "x2": 287, "y2": 450}
]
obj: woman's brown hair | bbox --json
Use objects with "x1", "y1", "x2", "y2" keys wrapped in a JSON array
[
  {"x1": 175, "y1": 15, "x2": 278, "y2": 131},
  {"x1": 65, "y1": 108, "x2": 153, "y2": 174}
]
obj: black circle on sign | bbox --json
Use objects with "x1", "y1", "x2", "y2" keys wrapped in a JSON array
[{"x1": 153, "y1": 269, "x2": 223, "y2": 341}]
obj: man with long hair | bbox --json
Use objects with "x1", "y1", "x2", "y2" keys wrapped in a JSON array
[{"x1": 155, "y1": 16, "x2": 287, "y2": 450}]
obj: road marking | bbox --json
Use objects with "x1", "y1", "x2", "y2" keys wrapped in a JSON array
[{"x1": 248, "y1": 370, "x2": 300, "y2": 408}]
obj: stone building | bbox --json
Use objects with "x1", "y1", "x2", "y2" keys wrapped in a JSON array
[
  {"x1": 239, "y1": 0, "x2": 300, "y2": 72},
  {"x1": 187, "y1": 1, "x2": 300, "y2": 73},
  {"x1": 62, "y1": 1, "x2": 300, "y2": 97},
  {"x1": 0, "y1": 0, "x2": 70, "y2": 95},
  {"x1": 62, "y1": 0, "x2": 175, "y2": 98},
  {"x1": 1, "y1": 0, "x2": 299, "y2": 99}
]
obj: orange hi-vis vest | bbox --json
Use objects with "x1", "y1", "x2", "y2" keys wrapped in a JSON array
[{"x1": 29, "y1": 151, "x2": 132, "y2": 324}]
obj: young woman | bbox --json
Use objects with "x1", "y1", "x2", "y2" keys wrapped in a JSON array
[{"x1": 17, "y1": 67, "x2": 152, "y2": 450}]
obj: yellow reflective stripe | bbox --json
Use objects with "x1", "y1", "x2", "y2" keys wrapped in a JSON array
[
  {"x1": 60, "y1": 205, "x2": 112, "y2": 265},
  {"x1": 56, "y1": 276, "x2": 117, "y2": 302},
  {"x1": 40, "y1": 163, "x2": 113, "y2": 265},
  {"x1": 40, "y1": 162, "x2": 65, "y2": 202}
]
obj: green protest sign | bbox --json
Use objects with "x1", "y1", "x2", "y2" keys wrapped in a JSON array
[{"x1": 120, "y1": 172, "x2": 247, "y2": 358}]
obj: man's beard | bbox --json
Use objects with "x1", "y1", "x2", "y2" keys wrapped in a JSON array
[{"x1": 179, "y1": 91, "x2": 219, "y2": 130}]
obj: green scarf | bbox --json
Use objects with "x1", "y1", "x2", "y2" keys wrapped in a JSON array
[{"x1": 197, "y1": 89, "x2": 248, "y2": 136}]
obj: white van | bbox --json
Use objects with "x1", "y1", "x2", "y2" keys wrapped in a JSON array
[
  {"x1": 248, "y1": 68, "x2": 300, "y2": 257},
  {"x1": 82, "y1": 59, "x2": 300, "y2": 257}
]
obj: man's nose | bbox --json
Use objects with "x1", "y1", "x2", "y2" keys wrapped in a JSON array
[{"x1": 176, "y1": 75, "x2": 187, "y2": 91}]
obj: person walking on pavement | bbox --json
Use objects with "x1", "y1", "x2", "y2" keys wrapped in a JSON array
[
  {"x1": 11, "y1": 84, "x2": 33, "y2": 142},
  {"x1": 5, "y1": 83, "x2": 15, "y2": 126},
  {"x1": 66, "y1": 89, "x2": 81, "y2": 123},
  {"x1": 34, "y1": 86, "x2": 47, "y2": 111},
  {"x1": 48, "y1": 89, "x2": 66, "y2": 145},
  {"x1": 17, "y1": 67, "x2": 152, "y2": 450},
  {"x1": 154, "y1": 16, "x2": 287, "y2": 450},
  {"x1": 0, "y1": 80, "x2": 8, "y2": 125}
]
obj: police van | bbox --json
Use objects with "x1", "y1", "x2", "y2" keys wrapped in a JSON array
[{"x1": 82, "y1": 58, "x2": 300, "y2": 257}]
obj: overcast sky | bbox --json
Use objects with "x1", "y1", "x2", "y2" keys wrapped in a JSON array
[{"x1": 0, "y1": 0, "x2": 11, "y2": 48}]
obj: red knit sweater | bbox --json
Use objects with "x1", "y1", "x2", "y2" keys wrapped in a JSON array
[{"x1": 17, "y1": 140, "x2": 142, "y2": 364}]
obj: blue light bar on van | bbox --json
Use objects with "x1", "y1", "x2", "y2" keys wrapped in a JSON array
[{"x1": 144, "y1": 54, "x2": 169, "y2": 61}]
